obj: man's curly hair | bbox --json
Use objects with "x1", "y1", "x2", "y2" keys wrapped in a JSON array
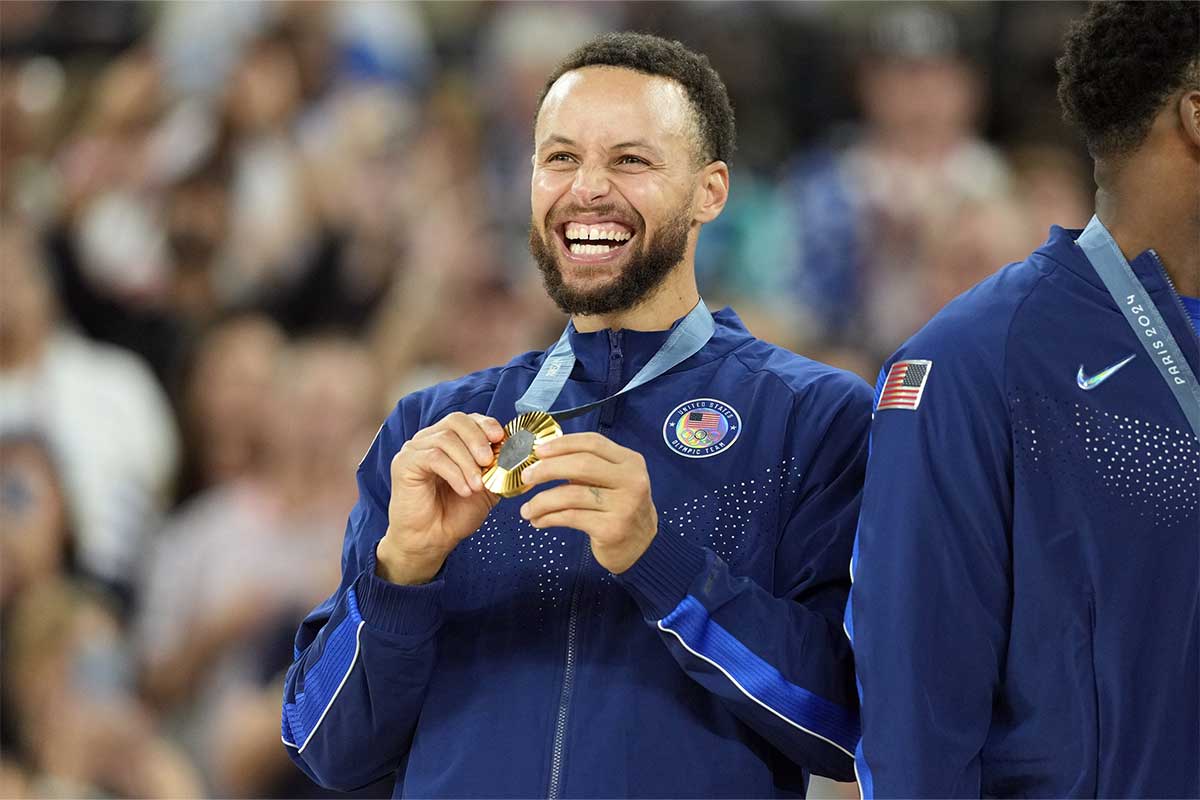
[
  {"x1": 537, "y1": 32, "x2": 736, "y2": 166},
  {"x1": 1057, "y1": 1, "x2": 1200, "y2": 159}
]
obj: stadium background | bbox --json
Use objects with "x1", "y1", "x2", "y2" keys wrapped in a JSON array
[{"x1": 0, "y1": 1, "x2": 1091, "y2": 796}]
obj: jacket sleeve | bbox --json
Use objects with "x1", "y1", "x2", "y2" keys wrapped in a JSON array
[
  {"x1": 280, "y1": 411, "x2": 444, "y2": 791},
  {"x1": 846, "y1": 337, "x2": 1013, "y2": 796},
  {"x1": 618, "y1": 376, "x2": 870, "y2": 781}
]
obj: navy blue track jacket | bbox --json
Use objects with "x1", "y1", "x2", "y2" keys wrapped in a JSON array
[
  {"x1": 848, "y1": 225, "x2": 1200, "y2": 796},
  {"x1": 281, "y1": 308, "x2": 871, "y2": 797}
]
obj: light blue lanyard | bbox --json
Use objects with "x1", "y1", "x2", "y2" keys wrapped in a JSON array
[
  {"x1": 515, "y1": 300, "x2": 715, "y2": 420},
  {"x1": 1077, "y1": 215, "x2": 1200, "y2": 440}
]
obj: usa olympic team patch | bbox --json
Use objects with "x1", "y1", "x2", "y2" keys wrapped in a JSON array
[{"x1": 663, "y1": 398, "x2": 741, "y2": 458}]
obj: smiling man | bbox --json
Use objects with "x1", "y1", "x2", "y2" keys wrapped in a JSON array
[{"x1": 280, "y1": 33, "x2": 870, "y2": 797}]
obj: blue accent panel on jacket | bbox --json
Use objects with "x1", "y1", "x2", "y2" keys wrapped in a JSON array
[
  {"x1": 853, "y1": 697, "x2": 875, "y2": 799},
  {"x1": 281, "y1": 710, "x2": 295, "y2": 747},
  {"x1": 870, "y1": 364, "x2": 886, "y2": 410},
  {"x1": 1181, "y1": 295, "x2": 1200, "y2": 338},
  {"x1": 661, "y1": 594, "x2": 860, "y2": 755},
  {"x1": 285, "y1": 587, "x2": 364, "y2": 751}
]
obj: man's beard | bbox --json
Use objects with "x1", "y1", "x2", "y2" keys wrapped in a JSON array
[{"x1": 529, "y1": 205, "x2": 691, "y2": 317}]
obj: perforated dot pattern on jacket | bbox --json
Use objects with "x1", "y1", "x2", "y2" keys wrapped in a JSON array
[
  {"x1": 658, "y1": 456, "x2": 801, "y2": 567},
  {"x1": 1013, "y1": 392, "x2": 1200, "y2": 525},
  {"x1": 445, "y1": 456, "x2": 806, "y2": 627},
  {"x1": 581, "y1": 456, "x2": 803, "y2": 623},
  {"x1": 448, "y1": 509, "x2": 572, "y2": 631}
]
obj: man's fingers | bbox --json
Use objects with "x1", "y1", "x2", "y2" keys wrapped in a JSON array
[
  {"x1": 411, "y1": 413, "x2": 502, "y2": 464},
  {"x1": 425, "y1": 432, "x2": 487, "y2": 485},
  {"x1": 438, "y1": 413, "x2": 499, "y2": 466},
  {"x1": 533, "y1": 432, "x2": 626, "y2": 463},
  {"x1": 418, "y1": 449, "x2": 474, "y2": 497},
  {"x1": 520, "y1": 484, "x2": 605, "y2": 520},
  {"x1": 469, "y1": 413, "x2": 507, "y2": 443},
  {"x1": 406, "y1": 430, "x2": 489, "y2": 491},
  {"x1": 523, "y1": 452, "x2": 622, "y2": 489}
]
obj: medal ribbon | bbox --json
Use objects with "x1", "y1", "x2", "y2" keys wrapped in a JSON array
[
  {"x1": 1077, "y1": 215, "x2": 1200, "y2": 440},
  {"x1": 515, "y1": 299, "x2": 715, "y2": 420}
]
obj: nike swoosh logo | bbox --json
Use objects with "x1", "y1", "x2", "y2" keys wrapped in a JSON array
[{"x1": 1077, "y1": 354, "x2": 1137, "y2": 390}]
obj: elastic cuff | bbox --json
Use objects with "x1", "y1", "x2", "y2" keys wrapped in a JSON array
[
  {"x1": 353, "y1": 546, "x2": 444, "y2": 637},
  {"x1": 617, "y1": 524, "x2": 709, "y2": 620}
]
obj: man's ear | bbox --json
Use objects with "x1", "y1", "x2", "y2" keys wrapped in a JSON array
[
  {"x1": 1179, "y1": 89, "x2": 1200, "y2": 150},
  {"x1": 693, "y1": 161, "x2": 730, "y2": 225}
]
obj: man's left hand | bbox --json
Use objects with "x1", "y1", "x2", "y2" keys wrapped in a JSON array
[{"x1": 519, "y1": 433, "x2": 658, "y2": 574}]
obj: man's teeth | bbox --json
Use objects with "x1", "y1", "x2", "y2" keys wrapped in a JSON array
[
  {"x1": 564, "y1": 223, "x2": 633, "y2": 242},
  {"x1": 569, "y1": 243, "x2": 614, "y2": 255}
]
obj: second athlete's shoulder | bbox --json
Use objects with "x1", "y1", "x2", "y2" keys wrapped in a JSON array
[
  {"x1": 729, "y1": 336, "x2": 874, "y2": 417},
  {"x1": 896, "y1": 250, "x2": 1060, "y2": 375}
]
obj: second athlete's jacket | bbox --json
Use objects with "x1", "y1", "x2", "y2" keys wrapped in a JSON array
[
  {"x1": 281, "y1": 308, "x2": 871, "y2": 797},
  {"x1": 848, "y1": 225, "x2": 1200, "y2": 796}
]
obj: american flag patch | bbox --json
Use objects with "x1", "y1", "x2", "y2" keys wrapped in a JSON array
[
  {"x1": 684, "y1": 411, "x2": 722, "y2": 430},
  {"x1": 877, "y1": 360, "x2": 933, "y2": 411}
]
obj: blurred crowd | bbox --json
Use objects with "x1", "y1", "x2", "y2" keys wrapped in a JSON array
[{"x1": 1, "y1": 1, "x2": 1092, "y2": 796}]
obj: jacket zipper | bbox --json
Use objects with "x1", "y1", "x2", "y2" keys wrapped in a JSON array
[
  {"x1": 1147, "y1": 248, "x2": 1200, "y2": 347},
  {"x1": 546, "y1": 571, "x2": 583, "y2": 800},
  {"x1": 546, "y1": 330, "x2": 623, "y2": 799}
]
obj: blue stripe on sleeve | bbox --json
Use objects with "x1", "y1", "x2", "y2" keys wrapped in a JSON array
[
  {"x1": 853, "y1": 679, "x2": 876, "y2": 799},
  {"x1": 842, "y1": 588, "x2": 854, "y2": 643},
  {"x1": 659, "y1": 594, "x2": 860, "y2": 757},
  {"x1": 281, "y1": 700, "x2": 298, "y2": 748},
  {"x1": 284, "y1": 587, "x2": 366, "y2": 752}
]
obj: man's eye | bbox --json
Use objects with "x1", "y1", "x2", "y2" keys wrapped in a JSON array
[
  {"x1": 547, "y1": 153, "x2": 576, "y2": 163},
  {"x1": 617, "y1": 155, "x2": 647, "y2": 166}
]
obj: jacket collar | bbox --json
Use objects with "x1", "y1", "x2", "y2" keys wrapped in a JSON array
[
  {"x1": 561, "y1": 306, "x2": 752, "y2": 384},
  {"x1": 1038, "y1": 224, "x2": 1200, "y2": 373},
  {"x1": 1038, "y1": 224, "x2": 1173, "y2": 296}
]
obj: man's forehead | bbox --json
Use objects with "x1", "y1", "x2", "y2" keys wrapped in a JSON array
[{"x1": 536, "y1": 66, "x2": 695, "y2": 145}]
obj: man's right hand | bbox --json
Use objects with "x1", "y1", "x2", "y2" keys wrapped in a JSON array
[{"x1": 375, "y1": 412, "x2": 505, "y2": 585}]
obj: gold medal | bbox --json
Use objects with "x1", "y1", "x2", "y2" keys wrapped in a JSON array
[{"x1": 481, "y1": 411, "x2": 563, "y2": 498}]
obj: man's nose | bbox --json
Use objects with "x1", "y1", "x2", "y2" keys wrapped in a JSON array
[{"x1": 570, "y1": 163, "x2": 610, "y2": 206}]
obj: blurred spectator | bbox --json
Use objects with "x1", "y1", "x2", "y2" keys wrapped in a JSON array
[
  {"x1": 2, "y1": 577, "x2": 203, "y2": 796},
  {"x1": 0, "y1": 217, "x2": 179, "y2": 604},
  {"x1": 135, "y1": 336, "x2": 379, "y2": 794},
  {"x1": 280, "y1": 79, "x2": 418, "y2": 337},
  {"x1": 47, "y1": 142, "x2": 233, "y2": 386},
  {"x1": 780, "y1": 5, "x2": 1011, "y2": 358},
  {"x1": 176, "y1": 313, "x2": 285, "y2": 502},
  {"x1": 45, "y1": 47, "x2": 194, "y2": 382},
  {"x1": 219, "y1": 31, "x2": 315, "y2": 301}
]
